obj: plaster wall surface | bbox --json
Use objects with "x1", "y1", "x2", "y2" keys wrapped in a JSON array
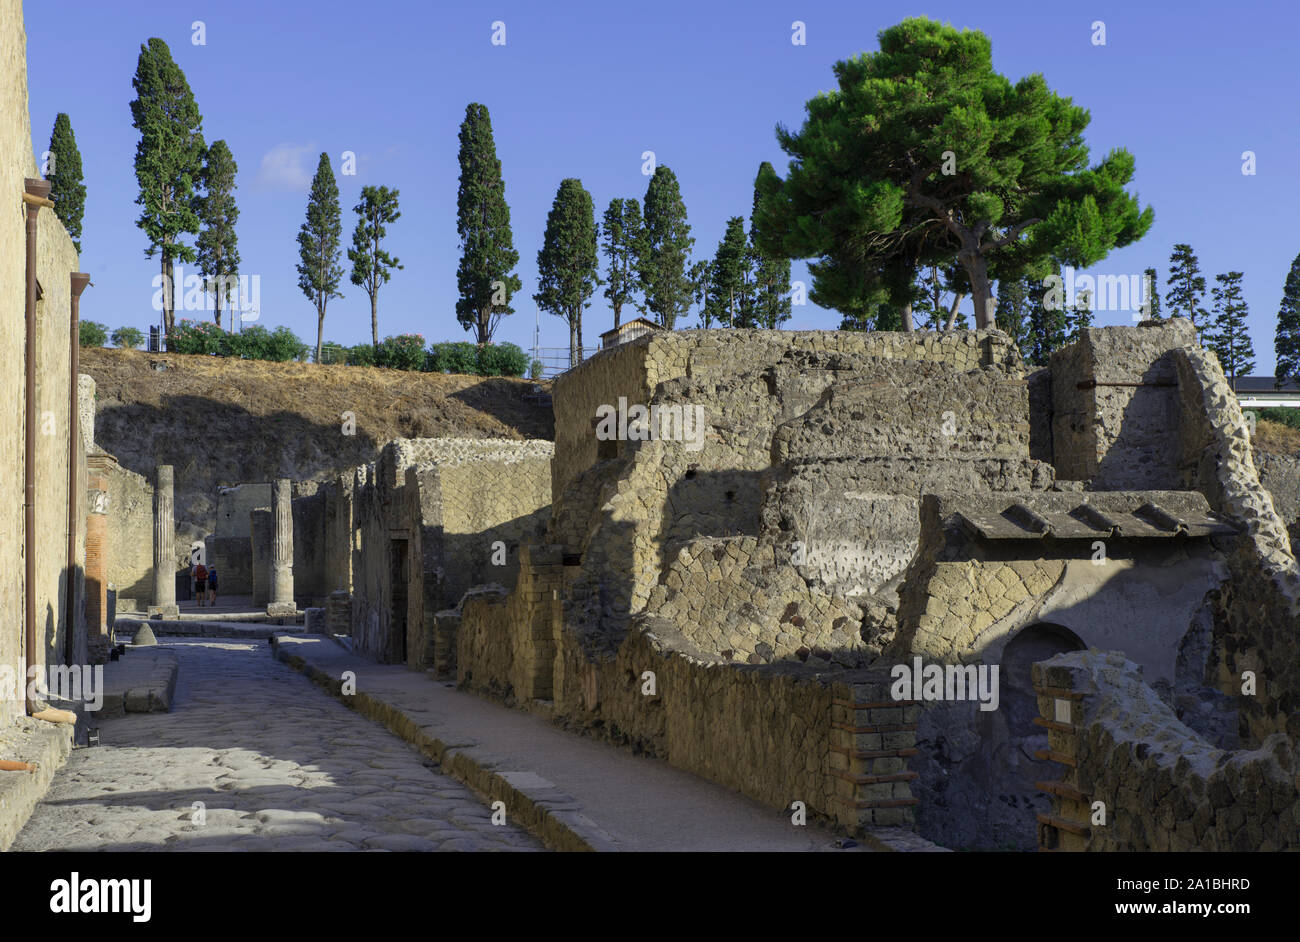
[{"x1": 0, "y1": 0, "x2": 86, "y2": 723}]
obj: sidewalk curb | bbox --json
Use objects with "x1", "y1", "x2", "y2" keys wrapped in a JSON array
[
  {"x1": 270, "y1": 638, "x2": 620, "y2": 853},
  {"x1": 0, "y1": 718, "x2": 75, "y2": 852}
]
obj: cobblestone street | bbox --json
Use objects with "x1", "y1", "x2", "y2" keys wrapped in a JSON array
[{"x1": 12, "y1": 640, "x2": 542, "y2": 852}]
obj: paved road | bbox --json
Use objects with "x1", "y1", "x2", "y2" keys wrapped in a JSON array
[{"x1": 13, "y1": 640, "x2": 541, "y2": 852}]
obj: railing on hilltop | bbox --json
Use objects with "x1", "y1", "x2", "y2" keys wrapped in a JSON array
[{"x1": 531, "y1": 346, "x2": 602, "y2": 379}]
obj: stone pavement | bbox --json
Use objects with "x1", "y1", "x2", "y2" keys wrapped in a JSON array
[
  {"x1": 12, "y1": 639, "x2": 541, "y2": 852},
  {"x1": 273, "y1": 634, "x2": 881, "y2": 852}
]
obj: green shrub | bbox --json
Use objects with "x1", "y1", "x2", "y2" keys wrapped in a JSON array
[
  {"x1": 220, "y1": 325, "x2": 307, "y2": 362},
  {"x1": 264, "y1": 325, "x2": 309, "y2": 362},
  {"x1": 1257, "y1": 407, "x2": 1300, "y2": 430},
  {"x1": 529, "y1": 359, "x2": 545, "y2": 380},
  {"x1": 429, "y1": 341, "x2": 480, "y2": 375},
  {"x1": 375, "y1": 333, "x2": 427, "y2": 371},
  {"x1": 78, "y1": 321, "x2": 108, "y2": 347},
  {"x1": 219, "y1": 326, "x2": 258, "y2": 358},
  {"x1": 111, "y1": 326, "x2": 144, "y2": 349},
  {"x1": 426, "y1": 340, "x2": 529, "y2": 377},
  {"x1": 170, "y1": 319, "x2": 225, "y2": 355},
  {"x1": 478, "y1": 342, "x2": 529, "y2": 377}
]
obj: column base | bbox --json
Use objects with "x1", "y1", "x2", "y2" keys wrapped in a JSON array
[
  {"x1": 266, "y1": 602, "x2": 298, "y2": 617},
  {"x1": 146, "y1": 604, "x2": 179, "y2": 619}
]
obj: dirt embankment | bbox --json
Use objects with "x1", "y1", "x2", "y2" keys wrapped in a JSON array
[{"x1": 80, "y1": 348, "x2": 554, "y2": 546}]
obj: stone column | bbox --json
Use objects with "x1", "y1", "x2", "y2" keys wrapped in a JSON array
[
  {"x1": 149, "y1": 464, "x2": 178, "y2": 618},
  {"x1": 267, "y1": 478, "x2": 296, "y2": 616}
]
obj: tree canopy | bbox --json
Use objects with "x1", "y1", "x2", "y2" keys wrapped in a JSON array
[
  {"x1": 535, "y1": 178, "x2": 599, "y2": 368},
  {"x1": 296, "y1": 153, "x2": 344, "y2": 363},
  {"x1": 348, "y1": 185, "x2": 403, "y2": 350},
  {"x1": 130, "y1": 37, "x2": 206, "y2": 340},
  {"x1": 600, "y1": 197, "x2": 646, "y2": 329},
  {"x1": 194, "y1": 139, "x2": 240, "y2": 328},
  {"x1": 47, "y1": 113, "x2": 86, "y2": 254},
  {"x1": 754, "y1": 17, "x2": 1153, "y2": 329},
  {"x1": 1276, "y1": 252, "x2": 1300, "y2": 386},
  {"x1": 455, "y1": 103, "x2": 521, "y2": 344},
  {"x1": 639, "y1": 165, "x2": 695, "y2": 329}
]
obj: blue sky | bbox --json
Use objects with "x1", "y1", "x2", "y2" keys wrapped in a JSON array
[{"x1": 23, "y1": 0, "x2": 1300, "y2": 371}]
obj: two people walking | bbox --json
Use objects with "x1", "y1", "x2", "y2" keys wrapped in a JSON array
[{"x1": 191, "y1": 560, "x2": 218, "y2": 607}]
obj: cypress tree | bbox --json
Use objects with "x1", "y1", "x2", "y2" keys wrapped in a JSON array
[
  {"x1": 600, "y1": 198, "x2": 646, "y2": 329},
  {"x1": 1208, "y1": 271, "x2": 1255, "y2": 390},
  {"x1": 640, "y1": 165, "x2": 694, "y2": 329},
  {"x1": 705, "y1": 217, "x2": 749, "y2": 328},
  {"x1": 1275, "y1": 252, "x2": 1300, "y2": 386},
  {"x1": 296, "y1": 153, "x2": 344, "y2": 363},
  {"x1": 455, "y1": 103, "x2": 521, "y2": 344},
  {"x1": 995, "y1": 276, "x2": 1030, "y2": 356},
  {"x1": 194, "y1": 139, "x2": 240, "y2": 328},
  {"x1": 535, "y1": 178, "x2": 599, "y2": 368},
  {"x1": 348, "y1": 185, "x2": 403, "y2": 350},
  {"x1": 1143, "y1": 266, "x2": 1161, "y2": 318},
  {"x1": 748, "y1": 162, "x2": 792, "y2": 329},
  {"x1": 130, "y1": 38, "x2": 206, "y2": 342},
  {"x1": 1026, "y1": 269, "x2": 1067, "y2": 366},
  {"x1": 47, "y1": 113, "x2": 86, "y2": 253},
  {"x1": 1166, "y1": 244, "x2": 1208, "y2": 331}
]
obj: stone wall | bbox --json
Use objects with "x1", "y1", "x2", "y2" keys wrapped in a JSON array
[
  {"x1": 292, "y1": 486, "x2": 329, "y2": 605},
  {"x1": 643, "y1": 536, "x2": 872, "y2": 667},
  {"x1": 1255, "y1": 451, "x2": 1300, "y2": 553},
  {"x1": 551, "y1": 328, "x2": 1020, "y2": 506},
  {"x1": 0, "y1": 0, "x2": 86, "y2": 724},
  {"x1": 214, "y1": 483, "x2": 271, "y2": 538},
  {"x1": 335, "y1": 439, "x2": 553, "y2": 664},
  {"x1": 453, "y1": 542, "x2": 917, "y2": 832},
  {"x1": 1173, "y1": 346, "x2": 1300, "y2": 745},
  {"x1": 103, "y1": 459, "x2": 154, "y2": 607},
  {"x1": 206, "y1": 536, "x2": 251, "y2": 597},
  {"x1": 250, "y1": 509, "x2": 272, "y2": 607},
  {"x1": 1051, "y1": 320, "x2": 1193, "y2": 488},
  {"x1": 1034, "y1": 650, "x2": 1299, "y2": 851}
]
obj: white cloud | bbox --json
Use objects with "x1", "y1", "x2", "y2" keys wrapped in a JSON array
[{"x1": 254, "y1": 142, "x2": 315, "y2": 190}]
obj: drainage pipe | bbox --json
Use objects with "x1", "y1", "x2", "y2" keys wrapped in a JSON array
[{"x1": 66, "y1": 272, "x2": 91, "y2": 667}]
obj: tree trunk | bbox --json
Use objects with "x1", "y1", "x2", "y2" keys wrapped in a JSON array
[
  {"x1": 613, "y1": 300, "x2": 621, "y2": 330},
  {"x1": 958, "y1": 246, "x2": 994, "y2": 329},
  {"x1": 944, "y1": 293, "x2": 966, "y2": 332},
  {"x1": 900, "y1": 301, "x2": 914, "y2": 332},
  {"x1": 316, "y1": 306, "x2": 325, "y2": 364},
  {"x1": 370, "y1": 290, "x2": 379, "y2": 351},
  {"x1": 160, "y1": 255, "x2": 174, "y2": 346},
  {"x1": 569, "y1": 315, "x2": 580, "y2": 369}
]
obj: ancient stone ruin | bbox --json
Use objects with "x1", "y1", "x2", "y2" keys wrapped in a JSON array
[{"x1": 111, "y1": 318, "x2": 1289, "y2": 851}]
